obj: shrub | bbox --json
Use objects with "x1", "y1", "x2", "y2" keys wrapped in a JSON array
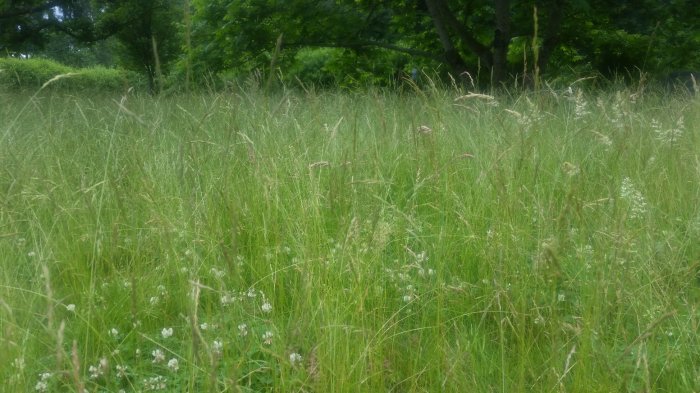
[{"x1": 0, "y1": 57, "x2": 144, "y2": 92}]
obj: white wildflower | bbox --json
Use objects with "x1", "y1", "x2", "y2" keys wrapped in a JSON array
[
  {"x1": 88, "y1": 364, "x2": 103, "y2": 379},
  {"x1": 143, "y1": 375, "x2": 167, "y2": 391},
  {"x1": 65, "y1": 304, "x2": 76, "y2": 312},
  {"x1": 109, "y1": 328, "x2": 119, "y2": 339},
  {"x1": 152, "y1": 349, "x2": 165, "y2": 364},
  {"x1": 210, "y1": 267, "x2": 225, "y2": 279},
  {"x1": 12, "y1": 358, "x2": 25, "y2": 370},
  {"x1": 289, "y1": 352, "x2": 303, "y2": 366},
  {"x1": 161, "y1": 327, "x2": 173, "y2": 339},
  {"x1": 220, "y1": 293, "x2": 234, "y2": 306},
  {"x1": 262, "y1": 331, "x2": 273, "y2": 345},
  {"x1": 116, "y1": 365, "x2": 128, "y2": 378},
  {"x1": 238, "y1": 323, "x2": 248, "y2": 337},
  {"x1": 167, "y1": 358, "x2": 179, "y2": 372},
  {"x1": 261, "y1": 302, "x2": 272, "y2": 313},
  {"x1": 36, "y1": 372, "x2": 52, "y2": 390},
  {"x1": 212, "y1": 339, "x2": 223, "y2": 355}
]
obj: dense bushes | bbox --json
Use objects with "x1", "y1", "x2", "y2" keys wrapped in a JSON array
[{"x1": 0, "y1": 57, "x2": 144, "y2": 92}]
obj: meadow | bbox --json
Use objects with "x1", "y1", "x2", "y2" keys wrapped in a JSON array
[{"x1": 1, "y1": 82, "x2": 699, "y2": 392}]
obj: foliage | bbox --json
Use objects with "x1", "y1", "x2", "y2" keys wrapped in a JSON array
[
  {"x1": 185, "y1": 0, "x2": 700, "y2": 87},
  {"x1": 2, "y1": 0, "x2": 700, "y2": 89},
  {"x1": 34, "y1": 33, "x2": 119, "y2": 69},
  {"x1": 97, "y1": 0, "x2": 183, "y2": 92}
]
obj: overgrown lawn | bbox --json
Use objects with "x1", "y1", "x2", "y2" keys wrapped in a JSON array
[{"x1": 1, "y1": 86, "x2": 699, "y2": 392}]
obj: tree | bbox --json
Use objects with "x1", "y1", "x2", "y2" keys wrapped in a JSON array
[
  {"x1": 188, "y1": 0, "x2": 564, "y2": 86},
  {"x1": 0, "y1": 0, "x2": 85, "y2": 54},
  {"x1": 1, "y1": 0, "x2": 181, "y2": 93},
  {"x1": 96, "y1": 0, "x2": 182, "y2": 93}
]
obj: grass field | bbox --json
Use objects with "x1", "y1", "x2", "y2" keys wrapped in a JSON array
[{"x1": 1, "y1": 84, "x2": 699, "y2": 392}]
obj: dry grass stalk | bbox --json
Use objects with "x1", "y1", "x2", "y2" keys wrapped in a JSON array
[{"x1": 70, "y1": 340, "x2": 85, "y2": 393}]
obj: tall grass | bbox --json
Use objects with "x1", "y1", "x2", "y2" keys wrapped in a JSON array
[{"x1": 0, "y1": 84, "x2": 699, "y2": 392}]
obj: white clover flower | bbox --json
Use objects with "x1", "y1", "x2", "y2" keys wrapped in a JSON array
[
  {"x1": 152, "y1": 349, "x2": 165, "y2": 364},
  {"x1": 262, "y1": 331, "x2": 273, "y2": 345},
  {"x1": 88, "y1": 362, "x2": 105, "y2": 379},
  {"x1": 220, "y1": 293, "x2": 234, "y2": 306},
  {"x1": 261, "y1": 302, "x2": 272, "y2": 313},
  {"x1": 247, "y1": 288, "x2": 257, "y2": 298},
  {"x1": 210, "y1": 267, "x2": 225, "y2": 279},
  {"x1": 35, "y1": 372, "x2": 52, "y2": 391},
  {"x1": 12, "y1": 357, "x2": 25, "y2": 370},
  {"x1": 238, "y1": 323, "x2": 248, "y2": 337},
  {"x1": 27, "y1": 251, "x2": 36, "y2": 257},
  {"x1": 116, "y1": 365, "x2": 128, "y2": 378},
  {"x1": 212, "y1": 339, "x2": 223, "y2": 355},
  {"x1": 199, "y1": 323, "x2": 209, "y2": 331},
  {"x1": 161, "y1": 327, "x2": 173, "y2": 339},
  {"x1": 289, "y1": 352, "x2": 303, "y2": 365},
  {"x1": 167, "y1": 358, "x2": 179, "y2": 372},
  {"x1": 143, "y1": 375, "x2": 167, "y2": 391},
  {"x1": 65, "y1": 304, "x2": 76, "y2": 312},
  {"x1": 109, "y1": 328, "x2": 119, "y2": 339}
]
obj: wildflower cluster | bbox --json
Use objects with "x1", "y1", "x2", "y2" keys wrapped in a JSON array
[
  {"x1": 34, "y1": 372, "x2": 52, "y2": 392},
  {"x1": 384, "y1": 249, "x2": 436, "y2": 304}
]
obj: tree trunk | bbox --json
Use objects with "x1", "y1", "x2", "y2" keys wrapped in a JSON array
[
  {"x1": 424, "y1": 0, "x2": 469, "y2": 76},
  {"x1": 492, "y1": 0, "x2": 511, "y2": 85},
  {"x1": 537, "y1": 0, "x2": 565, "y2": 76}
]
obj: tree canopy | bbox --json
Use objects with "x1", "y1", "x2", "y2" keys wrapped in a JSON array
[{"x1": 2, "y1": 0, "x2": 699, "y2": 89}]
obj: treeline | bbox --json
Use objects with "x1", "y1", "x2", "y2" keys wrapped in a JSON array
[{"x1": 1, "y1": 1, "x2": 699, "y2": 91}]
